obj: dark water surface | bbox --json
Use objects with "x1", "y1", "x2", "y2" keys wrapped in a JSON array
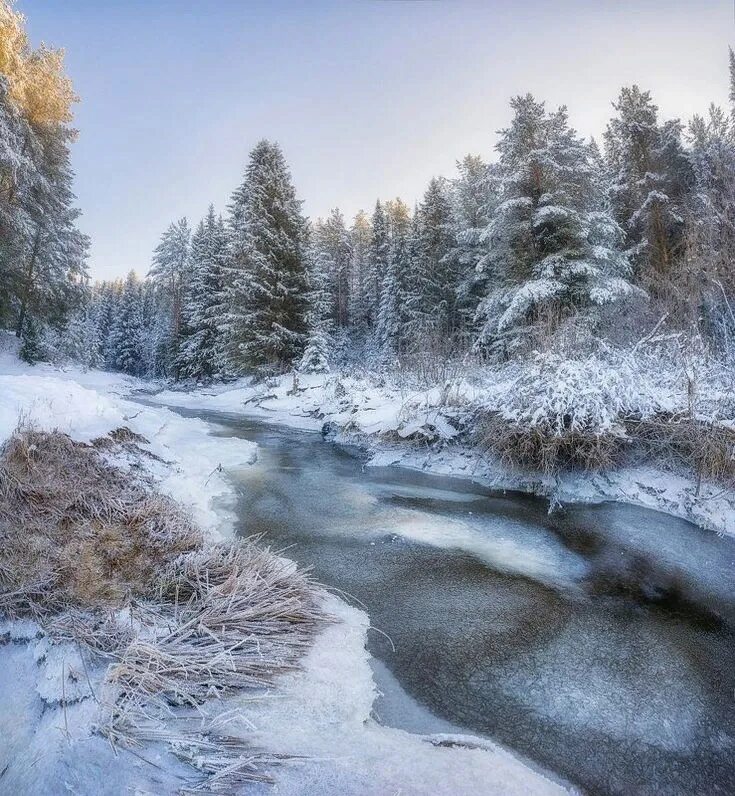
[{"x1": 173, "y1": 408, "x2": 735, "y2": 796}]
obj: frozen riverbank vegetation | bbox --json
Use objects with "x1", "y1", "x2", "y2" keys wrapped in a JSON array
[
  {"x1": 152, "y1": 334, "x2": 735, "y2": 537},
  {"x1": 0, "y1": 347, "x2": 324, "y2": 792}
]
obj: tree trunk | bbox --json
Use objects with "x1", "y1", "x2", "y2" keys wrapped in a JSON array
[{"x1": 16, "y1": 224, "x2": 42, "y2": 338}]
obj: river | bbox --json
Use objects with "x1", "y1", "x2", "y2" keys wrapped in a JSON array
[{"x1": 170, "y1": 407, "x2": 735, "y2": 796}]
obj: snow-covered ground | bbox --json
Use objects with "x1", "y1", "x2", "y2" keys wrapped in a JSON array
[
  {"x1": 149, "y1": 367, "x2": 735, "y2": 538},
  {"x1": 0, "y1": 341, "x2": 569, "y2": 794},
  {"x1": 0, "y1": 351, "x2": 255, "y2": 540}
]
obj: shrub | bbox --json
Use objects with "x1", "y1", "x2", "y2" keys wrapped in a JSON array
[{"x1": 475, "y1": 351, "x2": 661, "y2": 472}]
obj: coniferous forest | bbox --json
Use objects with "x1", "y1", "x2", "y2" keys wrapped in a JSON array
[{"x1": 3, "y1": 0, "x2": 733, "y2": 387}]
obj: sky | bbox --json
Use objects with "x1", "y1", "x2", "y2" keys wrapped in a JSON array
[{"x1": 20, "y1": 0, "x2": 735, "y2": 281}]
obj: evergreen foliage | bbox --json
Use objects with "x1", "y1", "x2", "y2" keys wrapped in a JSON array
[
  {"x1": 7, "y1": 0, "x2": 735, "y2": 384},
  {"x1": 222, "y1": 139, "x2": 309, "y2": 376},
  {"x1": 475, "y1": 95, "x2": 640, "y2": 353},
  {"x1": 0, "y1": 1, "x2": 88, "y2": 346},
  {"x1": 177, "y1": 207, "x2": 228, "y2": 381}
]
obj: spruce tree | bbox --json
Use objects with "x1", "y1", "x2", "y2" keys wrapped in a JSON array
[
  {"x1": 318, "y1": 208, "x2": 352, "y2": 329},
  {"x1": 347, "y1": 210, "x2": 373, "y2": 342},
  {"x1": 223, "y1": 140, "x2": 309, "y2": 375},
  {"x1": 376, "y1": 199, "x2": 411, "y2": 362},
  {"x1": 148, "y1": 217, "x2": 191, "y2": 376},
  {"x1": 177, "y1": 206, "x2": 228, "y2": 381},
  {"x1": 367, "y1": 201, "x2": 389, "y2": 333},
  {"x1": 476, "y1": 94, "x2": 640, "y2": 352},
  {"x1": 406, "y1": 178, "x2": 455, "y2": 343},
  {"x1": 110, "y1": 271, "x2": 145, "y2": 376},
  {"x1": 299, "y1": 239, "x2": 332, "y2": 374},
  {"x1": 447, "y1": 154, "x2": 494, "y2": 338},
  {"x1": 604, "y1": 86, "x2": 692, "y2": 291}
]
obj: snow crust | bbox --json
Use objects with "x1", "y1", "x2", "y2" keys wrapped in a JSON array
[{"x1": 0, "y1": 350, "x2": 569, "y2": 794}]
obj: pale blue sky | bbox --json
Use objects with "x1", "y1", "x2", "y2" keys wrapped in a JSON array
[{"x1": 20, "y1": 0, "x2": 735, "y2": 280}]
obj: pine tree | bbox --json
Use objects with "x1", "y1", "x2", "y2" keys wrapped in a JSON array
[
  {"x1": 13, "y1": 122, "x2": 89, "y2": 342},
  {"x1": 476, "y1": 94, "x2": 640, "y2": 352},
  {"x1": 604, "y1": 86, "x2": 692, "y2": 291},
  {"x1": 687, "y1": 96, "x2": 735, "y2": 335},
  {"x1": 0, "y1": 76, "x2": 35, "y2": 328},
  {"x1": 223, "y1": 140, "x2": 309, "y2": 375},
  {"x1": 0, "y1": 3, "x2": 88, "y2": 341},
  {"x1": 177, "y1": 206, "x2": 228, "y2": 381}
]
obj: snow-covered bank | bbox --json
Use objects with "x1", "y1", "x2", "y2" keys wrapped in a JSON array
[
  {"x1": 0, "y1": 352, "x2": 256, "y2": 539},
  {"x1": 0, "y1": 351, "x2": 262, "y2": 793},
  {"x1": 149, "y1": 367, "x2": 735, "y2": 537},
  {"x1": 0, "y1": 351, "x2": 569, "y2": 794}
]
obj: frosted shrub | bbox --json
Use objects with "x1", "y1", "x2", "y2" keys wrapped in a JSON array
[
  {"x1": 498, "y1": 352, "x2": 661, "y2": 436},
  {"x1": 478, "y1": 351, "x2": 663, "y2": 472}
]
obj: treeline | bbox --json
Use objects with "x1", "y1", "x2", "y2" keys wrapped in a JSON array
[
  {"x1": 4, "y1": 0, "x2": 735, "y2": 380},
  {"x1": 81, "y1": 60, "x2": 735, "y2": 381},
  {"x1": 0, "y1": 1, "x2": 88, "y2": 358}
]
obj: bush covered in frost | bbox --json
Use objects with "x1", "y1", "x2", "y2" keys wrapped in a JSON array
[
  {"x1": 495, "y1": 351, "x2": 663, "y2": 436},
  {"x1": 476, "y1": 350, "x2": 667, "y2": 472}
]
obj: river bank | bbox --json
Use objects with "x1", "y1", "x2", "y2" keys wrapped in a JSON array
[
  {"x1": 0, "y1": 348, "x2": 569, "y2": 795},
  {"x1": 148, "y1": 368, "x2": 735, "y2": 539}
]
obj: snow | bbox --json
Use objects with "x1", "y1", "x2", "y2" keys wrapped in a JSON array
[
  {"x1": 0, "y1": 347, "x2": 568, "y2": 794},
  {"x1": 146, "y1": 359, "x2": 735, "y2": 538},
  {"x1": 496, "y1": 351, "x2": 664, "y2": 434},
  {"x1": 0, "y1": 348, "x2": 256, "y2": 539}
]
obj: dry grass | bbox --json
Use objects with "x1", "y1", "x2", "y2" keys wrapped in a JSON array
[
  {"x1": 0, "y1": 424, "x2": 324, "y2": 793},
  {"x1": 632, "y1": 412, "x2": 735, "y2": 485},
  {"x1": 474, "y1": 411, "x2": 626, "y2": 474},
  {"x1": 475, "y1": 408, "x2": 735, "y2": 484},
  {"x1": 0, "y1": 426, "x2": 201, "y2": 614}
]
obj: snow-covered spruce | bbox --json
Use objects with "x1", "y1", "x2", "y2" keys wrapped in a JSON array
[
  {"x1": 222, "y1": 139, "x2": 310, "y2": 377},
  {"x1": 475, "y1": 95, "x2": 642, "y2": 354}
]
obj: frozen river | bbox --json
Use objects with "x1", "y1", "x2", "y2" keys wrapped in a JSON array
[{"x1": 177, "y1": 408, "x2": 735, "y2": 795}]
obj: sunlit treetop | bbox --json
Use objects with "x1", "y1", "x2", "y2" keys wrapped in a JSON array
[{"x1": 0, "y1": 0, "x2": 77, "y2": 127}]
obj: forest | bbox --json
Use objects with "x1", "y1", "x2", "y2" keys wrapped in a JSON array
[{"x1": 2, "y1": 5, "x2": 734, "y2": 393}]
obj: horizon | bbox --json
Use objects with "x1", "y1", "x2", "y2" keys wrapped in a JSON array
[{"x1": 20, "y1": 0, "x2": 735, "y2": 281}]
